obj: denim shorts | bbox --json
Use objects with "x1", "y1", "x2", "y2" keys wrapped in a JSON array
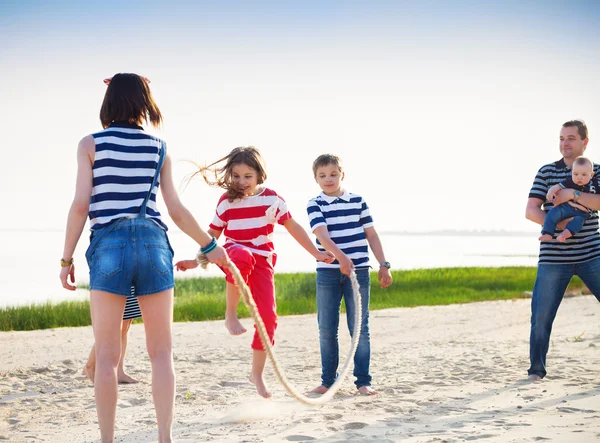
[{"x1": 86, "y1": 218, "x2": 175, "y2": 296}]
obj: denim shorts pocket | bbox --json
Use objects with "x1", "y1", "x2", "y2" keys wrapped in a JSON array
[
  {"x1": 146, "y1": 243, "x2": 173, "y2": 275},
  {"x1": 95, "y1": 243, "x2": 126, "y2": 277}
]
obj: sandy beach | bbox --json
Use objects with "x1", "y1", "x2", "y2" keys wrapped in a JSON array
[{"x1": 1, "y1": 295, "x2": 599, "y2": 443}]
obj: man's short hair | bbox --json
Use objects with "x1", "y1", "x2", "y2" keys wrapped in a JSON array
[
  {"x1": 563, "y1": 119, "x2": 588, "y2": 140},
  {"x1": 312, "y1": 154, "x2": 343, "y2": 176}
]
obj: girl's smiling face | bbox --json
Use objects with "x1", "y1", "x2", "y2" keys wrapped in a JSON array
[{"x1": 231, "y1": 163, "x2": 260, "y2": 196}]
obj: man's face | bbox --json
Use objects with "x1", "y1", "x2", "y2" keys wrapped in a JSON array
[{"x1": 560, "y1": 126, "x2": 588, "y2": 160}]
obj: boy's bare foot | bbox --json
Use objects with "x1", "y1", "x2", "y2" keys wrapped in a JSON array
[
  {"x1": 224, "y1": 316, "x2": 247, "y2": 335},
  {"x1": 310, "y1": 385, "x2": 329, "y2": 394},
  {"x1": 527, "y1": 374, "x2": 542, "y2": 381},
  {"x1": 358, "y1": 386, "x2": 378, "y2": 396},
  {"x1": 249, "y1": 374, "x2": 272, "y2": 398},
  {"x1": 556, "y1": 229, "x2": 573, "y2": 242},
  {"x1": 118, "y1": 372, "x2": 139, "y2": 384},
  {"x1": 538, "y1": 234, "x2": 553, "y2": 242},
  {"x1": 82, "y1": 365, "x2": 94, "y2": 383}
]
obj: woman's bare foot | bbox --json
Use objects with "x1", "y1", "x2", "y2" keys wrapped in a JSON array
[
  {"x1": 117, "y1": 372, "x2": 139, "y2": 384},
  {"x1": 527, "y1": 374, "x2": 542, "y2": 381},
  {"x1": 556, "y1": 229, "x2": 573, "y2": 242},
  {"x1": 249, "y1": 374, "x2": 272, "y2": 398},
  {"x1": 224, "y1": 316, "x2": 247, "y2": 335},
  {"x1": 358, "y1": 386, "x2": 377, "y2": 396},
  {"x1": 310, "y1": 385, "x2": 329, "y2": 394},
  {"x1": 538, "y1": 234, "x2": 553, "y2": 242},
  {"x1": 82, "y1": 365, "x2": 94, "y2": 383}
]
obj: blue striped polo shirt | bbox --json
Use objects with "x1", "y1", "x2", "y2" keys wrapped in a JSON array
[
  {"x1": 306, "y1": 190, "x2": 373, "y2": 269},
  {"x1": 529, "y1": 158, "x2": 600, "y2": 264},
  {"x1": 89, "y1": 122, "x2": 166, "y2": 231}
]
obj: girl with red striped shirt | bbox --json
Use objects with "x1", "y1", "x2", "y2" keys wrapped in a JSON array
[{"x1": 176, "y1": 146, "x2": 333, "y2": 398}]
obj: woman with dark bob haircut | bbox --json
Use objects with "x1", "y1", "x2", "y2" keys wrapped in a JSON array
[{"x1": 59, "y1": 73, "x2": 229, "y2": 443}]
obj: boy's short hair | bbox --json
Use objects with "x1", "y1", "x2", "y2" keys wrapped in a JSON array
[
  {"x1": 312, "y1": 154, "x2": 343, "y2": 176},
  {"x1": 574, "y1": 156, "x2": 594, "y2": 169}
]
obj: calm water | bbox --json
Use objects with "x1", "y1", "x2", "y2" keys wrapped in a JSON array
[{"x1": 0, "y1": 230, "x2": 540, "y2": 308}]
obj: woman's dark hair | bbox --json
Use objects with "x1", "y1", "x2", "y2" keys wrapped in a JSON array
[{"x1": 100, "y1": 73, "x2": 162, "y2": 128}]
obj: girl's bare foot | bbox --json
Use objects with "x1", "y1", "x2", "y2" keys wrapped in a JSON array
[
  {"x1": 82, "y1": 365, "x2": 94, "y2": 383},
  {"x1": 249, "y1": 374, "x2": 272, "y2": 398},
  {"x1": 527, "y1": 374, "x2": 542, "y2": 381},
  {"x1": 310, "y1": 385, "x2": 329, "y2": 394},
  {"x1": 556, "y1": 229, "x2": 573, "y2": 242},
  {"x1": 224, "y1": 316, "x2": 247, "y2": 335},
  {"x1": 358, "y1": 386, "x2": 377, "y2": 396},
  {"x1": 118, "y1": 372, "x2": 139, "y2": 384},
  {"x1": 538, "y1": 234, "x2": 553, "y2": 242}
]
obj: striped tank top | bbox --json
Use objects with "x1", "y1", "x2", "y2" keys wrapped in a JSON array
[{"x1": 89, "y1": 122, "x2": 166, "y2": 231}]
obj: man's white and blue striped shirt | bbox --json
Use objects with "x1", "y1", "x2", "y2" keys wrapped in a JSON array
[
  {"x1": 307, "y1": 191, "x2": 373, "y2": 269},
  {"x1": 529, "y1": 158, "x2": 600, "y2": 264},
  {"x1": 89, "y1": 122, "x2": 166, "y2": 231}
]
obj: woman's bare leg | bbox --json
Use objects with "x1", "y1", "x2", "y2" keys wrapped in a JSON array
[
  {"x1": 90, "y1": 290, "x2": 127, "y2": 443},
  {"x1": 137, "y1": 289, "x2": 175, "y2": 443}
]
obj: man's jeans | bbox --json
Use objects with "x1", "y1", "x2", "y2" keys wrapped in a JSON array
[
  {"x1": 541, "y1": 203, "x2": 589, "y2": 236},
  {"x1": 529, "y1": 257, "x2": 600, "y2": 378},
  {"x1": 316, "y1": 268, "x2": 372, "y2": 389}
]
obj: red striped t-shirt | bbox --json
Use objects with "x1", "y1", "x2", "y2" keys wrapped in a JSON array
[{"x1": 209, "y1": 188, "x2": 292, "y2": 257}]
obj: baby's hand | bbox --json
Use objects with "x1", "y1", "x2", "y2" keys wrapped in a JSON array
[
  {"x1": 546, "y1": 184, "x2": 561, "y2": 202},
  {"x1": 175, "y1": 259, "x2": 199, "y2": 272},
  {"x1": 316, "y1": 251, "x2": 336, "y2": 264}
]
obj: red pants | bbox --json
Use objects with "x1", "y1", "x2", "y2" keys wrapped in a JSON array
[{"x1": 220, "y1": 245, "x2": 277, "y2": 351}]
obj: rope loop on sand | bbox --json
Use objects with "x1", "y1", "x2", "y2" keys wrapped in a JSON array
[{"x1": 196, "y1": 253, "x2": 362, "y2": 405}]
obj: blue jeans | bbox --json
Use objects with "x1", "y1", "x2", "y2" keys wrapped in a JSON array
[
  {"x1": 529, "y1": 257, "x2": 600, "y2": 378},
  {"x1": 541, "y1": 203, "x2": 589, "y2": 236},
  {"x1": 316, "y1": 268, "x2": 371, "y2": 389}
]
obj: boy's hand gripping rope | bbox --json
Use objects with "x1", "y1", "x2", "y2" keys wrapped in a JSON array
[{"x1": 196, "y1": 253, "x2": 362, "y2": 406}]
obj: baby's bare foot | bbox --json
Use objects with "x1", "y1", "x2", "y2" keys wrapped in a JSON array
[
  {"x1": 538, "y1": 234, "x2": 553, "y2": 242},
  {"x1": 310, "y1": 385, "x2": 329, "y2": 394},
  {"x1": 225, "y1": 316, "x2": 247, "y2": 335},
  {"x1": 358, "y1": 386, "x2": 378, "y2": 396},
  {"x1": 556, "y1": 229, "x2": 573, "y2": 242},
  {"x1": 118, "y1": 372, "x2": 139, "y2": 384},
  {"x1": 249, "y1": 374, "x2": 272, "y2": 398},
  {"x1": 82, "y1": 365, "x2": 95, "y2": 384}
]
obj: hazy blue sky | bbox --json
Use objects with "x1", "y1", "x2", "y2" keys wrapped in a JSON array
[{"x1": 2, "y1": 0, "x2": 599, "y2": 234}]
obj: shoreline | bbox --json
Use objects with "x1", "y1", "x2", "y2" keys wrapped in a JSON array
[{"x1": 1, "y1": 296, "x2": 599, "y2": 442}]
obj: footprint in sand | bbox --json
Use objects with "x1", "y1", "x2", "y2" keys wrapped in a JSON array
[
  {"x1": 285, "y1": 435, "x2": 316, "y2": 441},
  {"x1": 324, "y1": 413, "x2": 343, "y2": 420},
  {"x1": 343, "y1": 422, "x2": 367, "y2": 430}
]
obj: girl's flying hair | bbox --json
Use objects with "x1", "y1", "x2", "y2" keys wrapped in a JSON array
[{"x1": 188, "y1": 146, "x2": 267, "y2": 201}]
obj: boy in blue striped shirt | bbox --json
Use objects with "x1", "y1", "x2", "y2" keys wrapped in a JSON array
[{"x1": 306, "y1": 154, "x2": 392, "y2": 396}]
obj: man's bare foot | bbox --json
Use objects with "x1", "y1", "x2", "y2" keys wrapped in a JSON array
[
  {"x1": 556, "y1": 229, "x2": 573, "y2": 242},
  {"x1": 118, "y1": 372, "x2": 139, "y2": 384},
  {"x1": 358, "y1": 386, "x2": 378, "y2": 396},
  {"x1": 527, "y1": 374, "x2": 542, "y2": 381},
  {"x1": 82, "y1": 365, "x2": 94, "y2": 383},
  {"x1": 249, "y1": 374, "x2": 272, "y2": 398},
  {"x1": 224, "y1": 316, "x2": 247, "y2": 335},
  {"x1": 538, "y1": 234, "x2": 553, "y2": 242},
  {"x1": 310, "y1": 385, "x2": 329, "y2": 394}
]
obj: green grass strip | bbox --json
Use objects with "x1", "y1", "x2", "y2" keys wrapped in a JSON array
[{"x1": 0, "y1": 267, "x2": 587, "y2": 331}]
